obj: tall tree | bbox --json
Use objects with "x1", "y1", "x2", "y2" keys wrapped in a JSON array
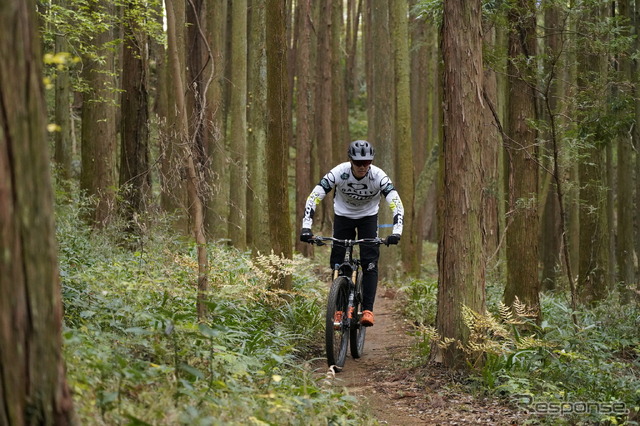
[
  {"x1": 616, "y1": 0, "x2": 635, "y2": 300},
  {"x1": 369, "y1": 1, "x2": 396, "y2": 279},
  {"x1": 228, "y1": 0, "x2": 248, "y2": 248},
  {"x1": 247, "y1": 0, "x2": 270, "y2": 254},
  {"x1": 331, "y1": 0, "x2": 349, "y2": 160},
  {"x1": 410, "y1": 9, "x2": 440, "y2": 245},
  {"x1": 165, "y1": 0, "x2": 209, "y2": 319},
  {"x1": 390, "y1": 0, "x2": 418, "y2": 274},
  {"x1": 120, "y1": 0, "x2": 151, "y2": 226},
  {"x1": 481, "y1": 15, "x2": 500, "y2": 269},
  {"x1": 53, "y1": 0, "x2": 73, "y2": 182},
  {"x1": 0, "y1": 0, "x2": 76, "y2": 422},
  {"x1": 539, "y1": 0, "x2": 564, "y2": 291},
  {"x1": 577, "y1": 1, "x2": 610, "y2": 304},
  {"x1": 634, "y1": 0, "x2": 640, "y2": 292},
  {"x1": 266, "y1": 0, "x2": 293, "y2": 290},
  {"x1": 435, "y1": 0, "x2": 487, "y2": 368},
  {"x1": 80, "y1": 0, "x2": 117, "y2": 227},
  {"x1": 315, "y1": 0, "x2": 334, "y2": 234},
  {"x1": 294, "y1": 0, "x2": 315, "y2": 256},
  {"x1": 503, "y1": 0, "x2": 541, "y2": 317},
  {"x1": 205, "y1": 0, "x2": 229, "y2": 241}
]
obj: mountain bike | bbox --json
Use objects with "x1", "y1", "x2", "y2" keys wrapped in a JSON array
[{"x1": 308, "y1": 236, "x2": 386, "y2": 371}]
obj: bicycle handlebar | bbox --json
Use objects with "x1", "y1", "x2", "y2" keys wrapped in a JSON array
[{"x1": 308, "y1": 236, "x2": 387, "y2": 247}]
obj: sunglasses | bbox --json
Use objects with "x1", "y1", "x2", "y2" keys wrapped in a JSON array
[{"x1": 352, "y1": 160, "x2": 372, "y2": 167}]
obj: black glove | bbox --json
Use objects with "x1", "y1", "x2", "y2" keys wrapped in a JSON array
[
  {"x1": 385, "y1": 234, "x2": 401, "y2": 245},
  {"x1": 300, "y1": 228, "x2": 313, "y2": 243}
]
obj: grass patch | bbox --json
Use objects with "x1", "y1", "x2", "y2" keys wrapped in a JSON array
[{"x1": 56, "y1": 189, "x2": 372, "y2": 425}]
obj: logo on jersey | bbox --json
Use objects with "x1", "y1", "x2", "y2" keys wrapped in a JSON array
[
  {"x1": 320, "y1": 178, "x2": 332, "y2": 192},
  {"x1": 347, "y1": 183, "x2": 368, "y2": 191}
]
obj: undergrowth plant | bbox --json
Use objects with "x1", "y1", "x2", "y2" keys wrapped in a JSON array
[
  {"x1": 56, "y1": 187, "x2": 370, "y2": 425},
  {"x1": 401, "y1": 270, "x2": 639, "y2": 425}
]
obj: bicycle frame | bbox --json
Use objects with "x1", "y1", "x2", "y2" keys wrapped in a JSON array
[{"x1": 312, "y1": 236, "x2": 383, "y2": 282}]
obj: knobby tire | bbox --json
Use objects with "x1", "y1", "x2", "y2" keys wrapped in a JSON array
[{"x1": 325, "y1": 276, "x2": 350, "y2": 370}]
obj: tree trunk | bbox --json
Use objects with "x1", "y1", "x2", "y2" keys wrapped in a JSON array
[
  {"x1": 370, "y1": 1, "x2": 397, "y2": 280},
  {"x1": 0, "y1": 0, "x2": 76, "y2": 422},
  {"x1": 166, "y1": 0, "x2": 209, "y2": 319},
  {"x1": 577, "y1": 2, "x2": 610, "y2": 304},
  {"x1": 616, "y1": 0, "x2": 635, "y2": 301},
  {"x1": 266, "y1": 0, "x2": 293, "y2": 290},
  {"x1": 635, "y1": 0, "x2": 640, "y2": 295},
  {"x1": 294, "y1": 0, "x2": 315, "y2": 257},
  {"x1": 435, "y1": 0, "x2": 486, "y2": 368},
  {"x1": 80, "y1": 0, "x2": 117, "y2": 227},
  {"x1": 247, "y1": 0, "x2": 270, "y2": 254},
  {"x1": 315, "y1": 0, "x2": 334, "y2": 234},
  {"x1": 409, "y1": 7, "x2": 429, "y2": 254},
  {"x1": 345, "y1": 0, "x2": 362, "y2": 105},
  {"x1": 331, "y1": 0, "x2": 349, "y2": 160},
  {"x1": 391, "y1": 0, "x2": 418, "y2": 275},
  {"x1": 481, "y1": 22, "x2": 500, "y2": 269},
  {"x1": 228, "y1": 0, "x2": 248, "y2": 249},
  {"x1": 503, "y1": 0, "x2": 541, "y2": 318},
  {"x1": 205, "y1": 0, "x2": 229, "y2": 241},
  {"x1": 120, "y1": 0, "x2": 151, "y2": 228},
  {"x1": 53, "y1": 0, "x2": 73, "y2": 181},
  {"x1": 539, "y1": 0, "x2": 564, "y2": 291}
]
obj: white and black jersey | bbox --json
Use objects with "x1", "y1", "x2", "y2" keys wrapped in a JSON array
[{"x1": 302, "y1": 162, "x2": 404, "y2": 235}]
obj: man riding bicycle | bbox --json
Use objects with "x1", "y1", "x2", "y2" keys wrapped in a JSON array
[{"x1": 300, "y1": 140, "x2": 404, "y2": 327}]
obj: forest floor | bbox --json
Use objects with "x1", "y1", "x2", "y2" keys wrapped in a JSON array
[{"x1": 315, "y1": 287, "x2": 531, "y2": 425}]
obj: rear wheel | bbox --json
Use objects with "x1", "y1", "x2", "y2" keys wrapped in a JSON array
[
  {"x1": 350, "y1": 271, "x2": 366, "y2": 358},
  {"x1": 325, "y1": 277, "x2": 350, "y2": 370}
]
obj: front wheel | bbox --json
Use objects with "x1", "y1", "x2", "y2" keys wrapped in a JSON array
[
  {"x1": 325, "y1": 276, "x2": 350, "y2": 370},
  {"x1": 350, "y1": 271, "x2": 366, "y2": 358}
]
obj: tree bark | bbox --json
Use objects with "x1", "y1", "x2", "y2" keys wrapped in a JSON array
[
  {"x1": 435, "y1": 0, "x2": 487, "y2": 368},
  {"x1": 315, "y1": 0, "x2": 334, "y2": 234},
  {"x1": 370, "y1": 1, "x2": 397, "y2": 280},
  {"x1": 577, "y1": 2, "x2": 610, "y2": 304},
  {"x1": 266, "y1": 0, "x2": 293, "y2": 290},
  {"x1": 120, "y1": 0, "x2": 151, "y2": 227},
  {"x1": 166, "y1": 0, "x2": 209, "y2": 319},
  {"x1": 80, "y1": 0, "x2": 117, "y2": 227},
  {"x1": 391, "y1": 0, "x2": 418, "y2": 275},
  {"x1": 228, "y1": 0, "x2": 248, "y2": 249},
  {"x1": 0, "y1": 0, "x2": 76, "y2": 422},
  {"x1": 53, "y1": 0, "x2": 73, "y2": 181},
  {"x1": 294, "y1": 0, "x2": 315, "y2": 256},
  {"x1": 503, "y1": 0, "x2": 541, "y2": 318},
  {"x1": 616, "y1": 0, "x2": 635, "y2": 301},
  {"x1": 205, "y1": 0, "x2": 229, "y2": 241},
  {"x1": 331, "y1": 0, "x2": 349, "y2": 161},
  {"x1": 247, "y1": 0, "x2": 270, "y2": 254}
]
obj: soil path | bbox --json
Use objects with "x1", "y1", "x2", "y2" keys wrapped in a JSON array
[{"x1": 319, "y1": 288, "x2": 527, "y2": 425}]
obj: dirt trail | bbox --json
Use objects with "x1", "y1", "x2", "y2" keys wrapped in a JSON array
[{"x1": 319, "y1": 288, "x2": 527, "y2": 425}]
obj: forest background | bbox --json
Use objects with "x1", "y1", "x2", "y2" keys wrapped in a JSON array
[{"x1": 1, "y1": 0, "x2": 639, "y2": 424}]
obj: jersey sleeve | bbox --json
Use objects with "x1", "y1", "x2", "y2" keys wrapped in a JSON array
[
  {"x1": 301, "y1": 170, "x2": 336, "y2": 230},
  {"x1": 381, "y1": 177, "x2": 404, "y2": 235}
]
